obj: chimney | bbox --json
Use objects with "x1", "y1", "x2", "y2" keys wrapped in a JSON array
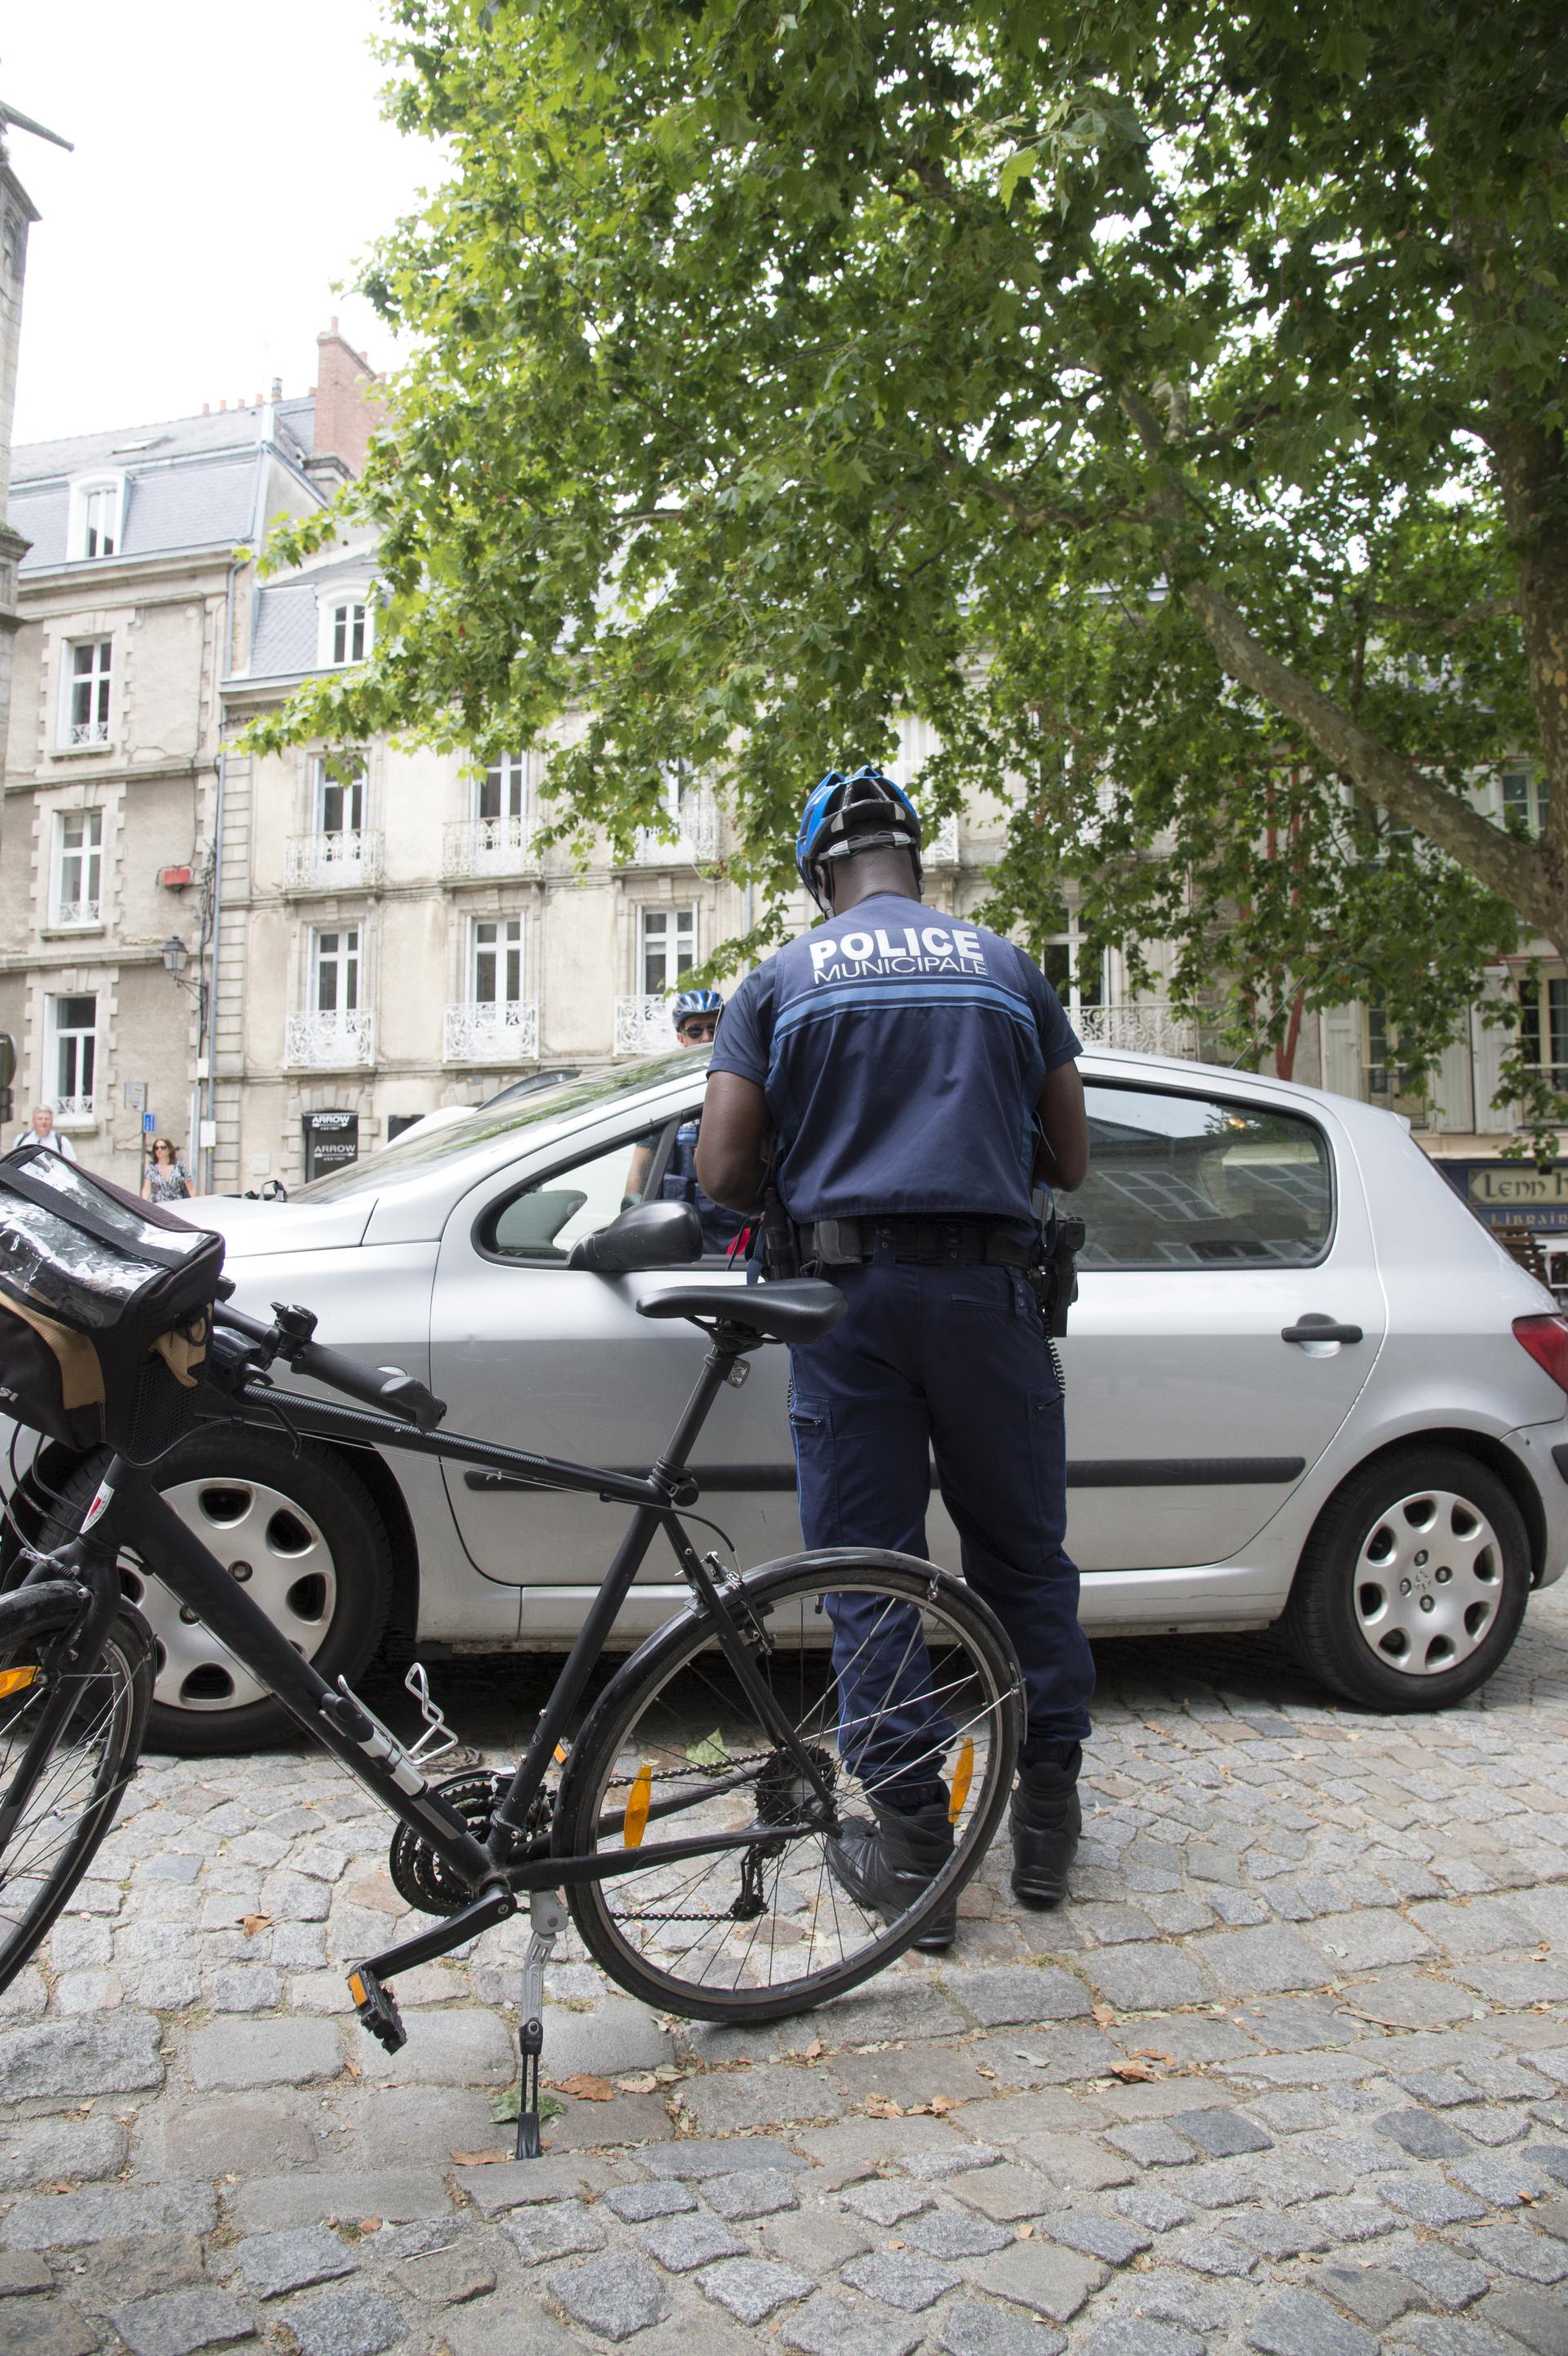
[{"x1": 305, "y1": 321, "x2": 381, "y2": 487}]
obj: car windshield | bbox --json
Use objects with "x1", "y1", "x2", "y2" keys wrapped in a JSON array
[{"x1": 290, "y1": 1054, "x2": 702, "y2": 1202}]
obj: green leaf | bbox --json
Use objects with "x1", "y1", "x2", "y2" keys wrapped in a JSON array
[{"x1": 685, "y1": 1730, "x2": 730, "y2": 1770}]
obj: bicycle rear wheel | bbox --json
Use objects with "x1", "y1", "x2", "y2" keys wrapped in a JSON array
[
  {"x1": 554, "y1": 1551, "x2": 1022, "y2": 2023},
  {"x1": 0, "y1": 1583, "x2": 154, "y2": 1993}
]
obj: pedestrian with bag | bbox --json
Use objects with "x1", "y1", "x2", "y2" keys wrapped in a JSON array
[{"x1": 697, "y1": 766, "x2": 1094, "y2": 1948}]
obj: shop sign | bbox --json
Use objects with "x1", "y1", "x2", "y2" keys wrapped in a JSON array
[{"x1": 302, "y1": 1109, "x2": 359, "y2": 1182}]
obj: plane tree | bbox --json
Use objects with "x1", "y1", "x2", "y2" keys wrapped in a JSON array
[{"x1": 252, "y1": 0, "x2": 1568, "y2": 1123}]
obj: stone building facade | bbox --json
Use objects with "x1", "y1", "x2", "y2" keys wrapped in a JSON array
[{"x1": 2, "y1": 338, "x2": 1554, "y2": 1202}]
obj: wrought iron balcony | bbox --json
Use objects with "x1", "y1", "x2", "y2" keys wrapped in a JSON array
[
  {"x1": 51, "y1": 1094, "x2": 96, "y2": 1120},
  {"x1": 284, "y1": 1009, "x2": 376, "y2": 1069},
  {"x1": 443, "y1": 1000, "x2": 541, "y2": 1063},
  {"x1": 1076, "y1": 1006, "x2": 1198, "y2": 1058},
  {"x1": 925, "y1": 814, "x2": 960, "y2": 866},
  {"x1": 627, "y1": 796, "x2": 721, "y2": 867},
  {"x1": 65, "y1": 719, "x2": 109, "y2": 749},
  {"x1": 283, "y1": 831, "x2": 382, "y2": 893},
  {"x1": 442, "y1": 817, "x2": 538, "y2": 880},
  {"x1": 613, "y1": 995, "x2": 682, "y2": 1057},
  {"x1": 51, "y1": 899, "x2": 101, "y2": 928}
]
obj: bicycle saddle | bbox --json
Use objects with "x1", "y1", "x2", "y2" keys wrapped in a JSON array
[{"x1": 635, "y1": 1279, "x2": 846, "y2": 1343}]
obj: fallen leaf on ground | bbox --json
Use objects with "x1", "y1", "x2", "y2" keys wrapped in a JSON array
[
  {"x1": 864, "y1": 2096, "x2": 903, "y2": 2119},
  {"x1": 929, "y1": 2095, "x2": 956, "y2": 2113},
  {"x1": 359, "y1": 2218, "x2": 381, "y2": 2234},
  {"x1": 558, "y1": 2073, "x2": 614, "y2": 2102},
  {"x1": 1018, "y1": 2224, "x2": 1035, "y2": 2239},
  {"x1": 685, "y1": 1729, "x2": 731, "y2": 1769},
  {"x1": 451, "y1": 2149, "x2": 510, "y2": 2167},
  {"x1": 1092, "y1": 2002, "x2": 1117, "y2": 2029},
  {"x1": 1134, "y1": 2048, "x2": 1174, "y2": 2064},
  {"x1": 802, "y1": 2039, "x2": 824, "y2": 2060},
  {"x1": 238, "y1": 1913, "x2": 271, "y2": 1939},
  {"x1": 1111, "y1": 2059, "x2": 1157, "y2": 2082},
  {"x1": 616, "y1": 2073, "x2": 660, "y2": 2095}
]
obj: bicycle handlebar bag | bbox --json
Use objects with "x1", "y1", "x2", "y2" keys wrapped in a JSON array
[{"x1": 0, "y1": 1145, "x2": 225, "y2": 1459}]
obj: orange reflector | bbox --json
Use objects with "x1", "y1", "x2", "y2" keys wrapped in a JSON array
[
  {"x1": 948, "y1": 1737, "x2": 975, "y2": 1823},
  {"x1": 347, "y1": 1971, "x2": 368, "y2": 2006},
  {"x1": 623, "y1": 1764, "x2": 653, "y2": 1849},
  {"x1": 554, "y1": 1743, "x2": 568, "y2": 1765},
  {"x1": 0, "y1": 1666, "x2": 38, "y2": 1699}
]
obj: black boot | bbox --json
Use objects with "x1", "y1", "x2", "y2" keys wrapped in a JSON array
[
  {"x1": 826, "y1": 1797, "x2": 956, "y2": 1952},
  {"x1": 1010, "y1": 1747, "x2": 1082, "y2": 1910}
]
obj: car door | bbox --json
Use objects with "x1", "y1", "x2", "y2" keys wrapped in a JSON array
[
  {"x1": 427, "y1": 1102, "x2": 802, "y2": 1638},
  {"x1": 1040, "y1": 1074, "x2": 1387, "y2": 1570}
]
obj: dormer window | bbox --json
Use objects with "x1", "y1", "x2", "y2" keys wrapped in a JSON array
[
  {"x1": 332, "y1": 601, "x2": 371, "y2": 664},
  {"x1": 68, "y1": 475, "x2": 123, "y2": 562}
]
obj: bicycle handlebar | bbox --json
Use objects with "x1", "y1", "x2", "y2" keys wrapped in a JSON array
[{"x1": 213, "y1": 1303, "x2": 448, "y2": 1432}]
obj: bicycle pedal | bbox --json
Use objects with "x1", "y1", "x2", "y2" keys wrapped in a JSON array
[{"x1": 347, "y1": 1964, "x2": 406, "y2": 2054}]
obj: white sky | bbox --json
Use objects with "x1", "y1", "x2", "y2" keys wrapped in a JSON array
[{"x1": 4, "y1": 3, "x2": 440, "y2": 445}]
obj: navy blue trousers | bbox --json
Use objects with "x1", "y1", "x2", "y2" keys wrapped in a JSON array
[{"x1": 788, "y1": 1247, "x2": 1095, "y2": 1806}]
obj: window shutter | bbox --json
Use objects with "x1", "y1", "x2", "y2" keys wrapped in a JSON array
[{"x1": 1318, "y1": 1003, "x2": 1363, "y2": 1101}]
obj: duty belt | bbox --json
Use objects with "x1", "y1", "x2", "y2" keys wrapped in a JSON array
[{"x1": 805, "y1": 1216, "x2": 1035, "y2": 1270}]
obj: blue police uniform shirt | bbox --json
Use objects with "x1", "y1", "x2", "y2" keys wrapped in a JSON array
[{"x1": 709, "y1": 891, "x2": 1080, "y2": 1238}]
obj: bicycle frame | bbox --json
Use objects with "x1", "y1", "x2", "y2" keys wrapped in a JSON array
[{"x1": 24, "y1": 1325, "x2": 838, "y2": 1946}]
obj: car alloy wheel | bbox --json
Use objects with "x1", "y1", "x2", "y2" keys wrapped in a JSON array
[
  {"x1": 122, "y1": 1475, "x2": 339, "y2": 1712},
  {"x1": 1351, "y1": 1486, "x2": 1503, "y2": 1677},
  {"x1": 1282, "y1": 1444, "x2": 1530, "y2": 1712}
]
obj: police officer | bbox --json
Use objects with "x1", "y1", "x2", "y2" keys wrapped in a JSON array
[
  {"x1": 627, "y1": 990, "x2": 748, "y2": 1256},
  {"x1": 697, "y1": 767, "x2": 1093, "y2": 1947}
]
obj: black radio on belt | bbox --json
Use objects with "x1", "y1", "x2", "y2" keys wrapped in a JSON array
[{"x1": 1031, "y1": 1190, "x2": 1085, "y2": 1338}]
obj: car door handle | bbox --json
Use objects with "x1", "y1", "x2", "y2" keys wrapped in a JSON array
[{"x1": 1281, "y1": 1319, "x2": 1364, "y2": 1346}]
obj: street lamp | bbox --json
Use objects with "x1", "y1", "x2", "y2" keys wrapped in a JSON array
[{"x1": 161, "y1": 936, "x2": 191, "y2": 980}]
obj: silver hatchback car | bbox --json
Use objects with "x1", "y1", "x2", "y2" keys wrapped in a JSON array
[{"x1": 11, "y1": 1049, "x2": 1567, "y2": 1753}]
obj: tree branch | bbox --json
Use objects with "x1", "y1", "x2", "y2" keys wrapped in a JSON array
[{"x1": 1373, "y1": 594, "x2": 1521, "y2": 636}]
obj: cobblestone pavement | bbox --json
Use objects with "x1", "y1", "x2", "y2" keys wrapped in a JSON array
[{"x1": 7, "y1": 1586, "x2": 1568, "y2": 2356}]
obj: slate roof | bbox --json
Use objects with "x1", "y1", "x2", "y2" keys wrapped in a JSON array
[
  {"x1": 11, "y1": 394, "x2": 318, "y2": 574},
  {"x1": 247, "y1": 551, "x2": 380, "y2": 682}
]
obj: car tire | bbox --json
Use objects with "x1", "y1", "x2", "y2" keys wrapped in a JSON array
[
  {"x1": 39, "y1": 1432, "x2": 394, "y2": 1757},
  {"x1": 1281, "y1": 1445, "x2": 1531, "y2": 1712}
]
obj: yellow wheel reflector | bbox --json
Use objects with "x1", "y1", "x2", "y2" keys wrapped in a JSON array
[
  {"x1": 554, "y1": 1743, "x2": 568, "y2": 1765},
  {"x1": 0, "y1": 1666, "x2": 38, "y2": 1699},
  {"x1": 948, "y1": 1736, "x2": 975, "y2": 1824},
  {"x1": 624, "y1": 1764, "x2": 653, "y2": 1849},
  {"x1": 347, "y1": 1971, "x2": 368, "y2": 2006}
]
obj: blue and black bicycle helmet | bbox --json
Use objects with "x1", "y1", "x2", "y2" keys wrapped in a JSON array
[
  {"x1": 796, "y1": 765, "x2": 923, "y2": 916},
  {"x1": 671, "y1": 987, "x2": 724, "y2": 1032}
]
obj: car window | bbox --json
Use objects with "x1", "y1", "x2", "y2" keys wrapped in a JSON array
[
  {"x1": 487, "y1": 1125, "x2": 673, "y2": 1263},
  {"x1": 1077, "y1": 1084, "x2": 1333, "y2": 1269}
]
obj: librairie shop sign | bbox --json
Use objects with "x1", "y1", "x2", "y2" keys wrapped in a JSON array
[{"x1": 1439, "y1": 1159, "x2": 1568, "y2": 1231}]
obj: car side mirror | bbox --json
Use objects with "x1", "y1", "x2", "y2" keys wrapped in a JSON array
[{"x1": 567, "y1": 1200, "x2": 702, "y2": 1273}]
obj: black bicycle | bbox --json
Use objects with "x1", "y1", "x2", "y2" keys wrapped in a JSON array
[{"x1": 0, "y1": 1201, "x2": 1022, "y2": 2155}]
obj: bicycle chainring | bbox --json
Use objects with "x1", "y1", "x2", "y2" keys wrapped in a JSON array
[{"x1": 388, "y1": 1771, "x2": 550, "y2": 1916}]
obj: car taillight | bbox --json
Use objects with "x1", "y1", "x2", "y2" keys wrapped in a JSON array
[{"x1": 1513, "y1": 1313, "x2": 1568, "y2": 1392}]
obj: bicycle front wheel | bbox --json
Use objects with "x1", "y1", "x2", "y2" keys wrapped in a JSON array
[
  {"x1": 0, "y1": 1583, "x2": 154, "y2": 1993},
  {"x1": 554, "y1": 1551, "x2": 1022, "y2": 2023}
]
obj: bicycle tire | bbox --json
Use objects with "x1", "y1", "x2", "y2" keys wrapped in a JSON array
[
  {"x1": 0, "y1": 1582, "x2": 155, "y2": 1994},
  {"x1": 554, "y1": 1548, "x2": 1022, "y2": 2024}
]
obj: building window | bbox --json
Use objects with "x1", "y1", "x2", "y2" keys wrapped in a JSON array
[
  {"x1": 52, "y1": 809, "x2": 104, "y2": 926},
  {"x1": 312, "y1": 928, "x2": 360, "y2": 1013},
  {"x1": 1364, "y1": 994, "x2": 1415, "y2": 1098},
  {"x1": 62, "y1": 638, "x2": 112, "y2": 748},
  {"x1": 314, "y1": 755, "x2": 365, "y2": 835},
  {"x1": 68, "y1": 477, "x2": 122, "y2": 561},
  {"x1": 1503, "y1": 768, "x2": 1551, "y2": 839},
  {"x1": 639, "y1": 906, "x2": 697, "y2": 995},
  {"x1": 1042, "y1": 930, "x2": 1107, "y2": 1025},
  {"x1": 1519, "y1": 970, "x2": 1568, "y2": 1093},
  {"x1": 47, "y1": 994, "x2": 97, "y2": 1115},
  {"x1": 330, "y1": 602, "x2": 372, "y2": 665},
  {"x1": 477, "y1": 754, "x2": 528, "y2": 822},
  {"x1": 472, "y1": 915, "x2": 523, "y2": 1007}
]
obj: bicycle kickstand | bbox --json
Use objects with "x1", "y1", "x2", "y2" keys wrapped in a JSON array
[{"x1": 516, "y1": 1891, "x2": 568, "y2": 2161}]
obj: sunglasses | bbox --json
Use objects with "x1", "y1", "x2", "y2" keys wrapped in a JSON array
[{"x1": 677, "y1": 1019, "x2": 719, "y2": 1040}]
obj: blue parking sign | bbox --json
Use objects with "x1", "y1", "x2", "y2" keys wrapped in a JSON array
[{"x1": 142, "y1": 1112, "x2": 156, "y2": 1134}]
